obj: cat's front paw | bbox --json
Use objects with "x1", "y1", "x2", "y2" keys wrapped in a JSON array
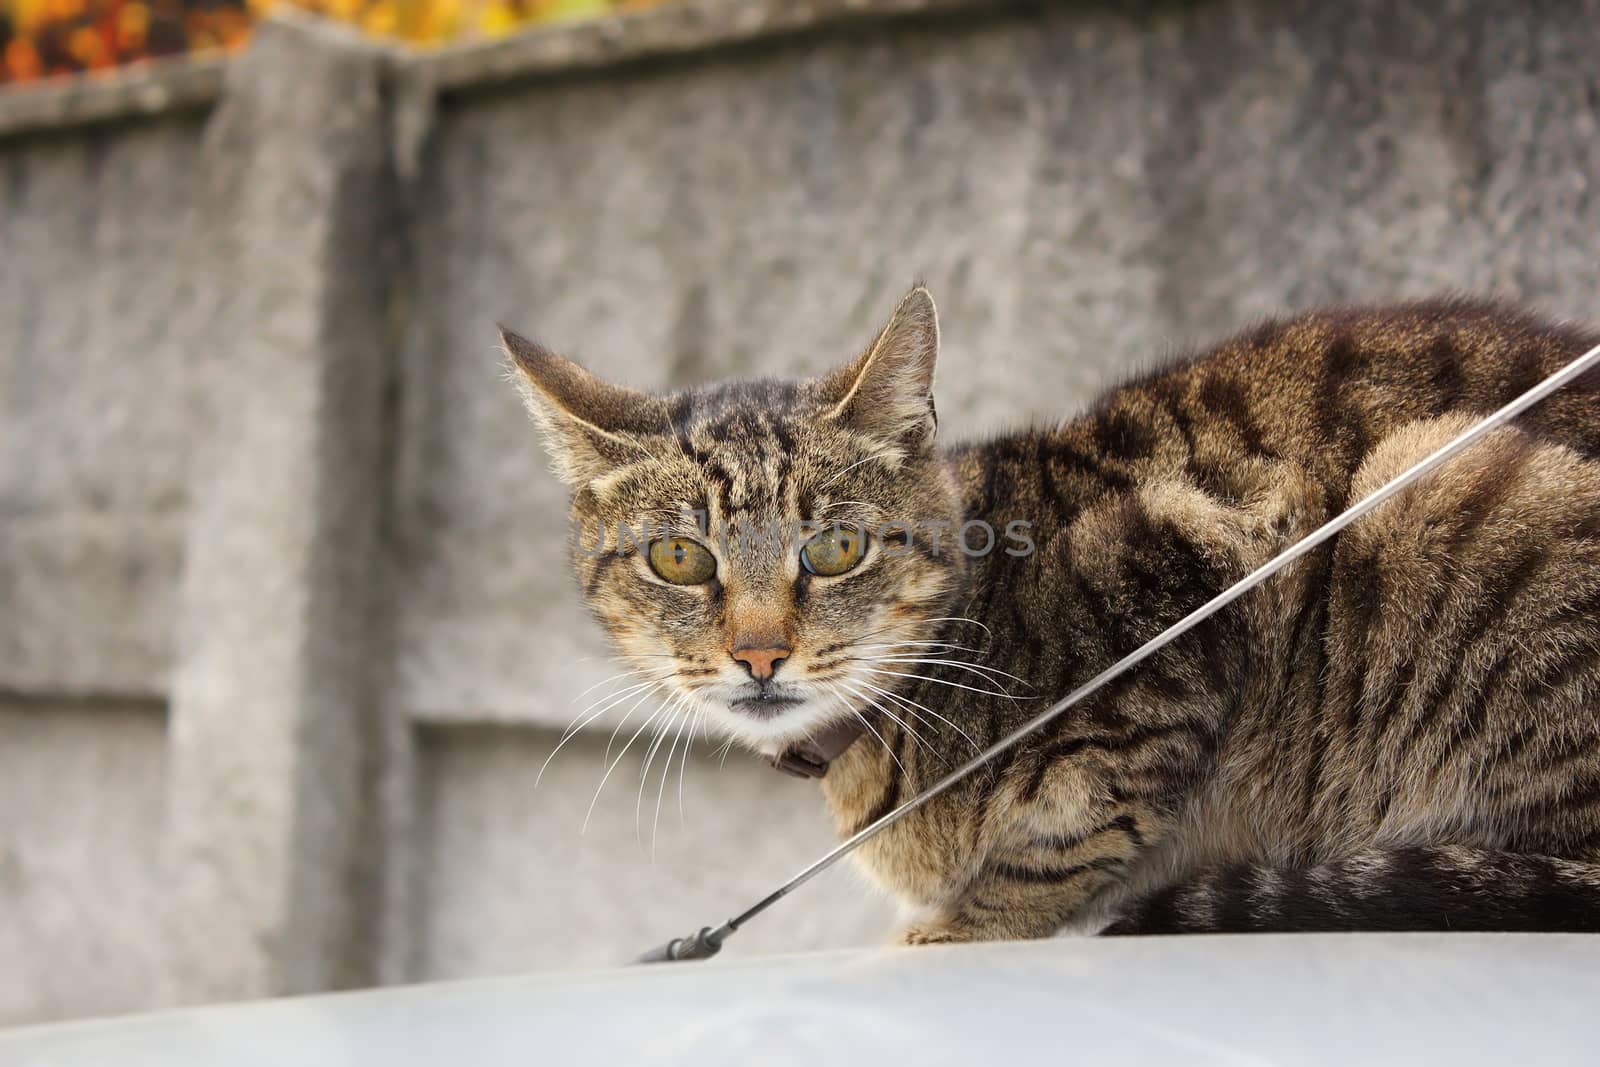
[{"x1": 896, "y1": 918, "x2": 978, "y2": 947}]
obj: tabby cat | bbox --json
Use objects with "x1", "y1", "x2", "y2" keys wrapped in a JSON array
[{"x1": 503, "y1": 288, "x2": 1600, "y2": 942}]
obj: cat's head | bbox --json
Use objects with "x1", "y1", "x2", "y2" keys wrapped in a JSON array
[{"x1": 502, "y1": 287, "x2": 963, "y2": 753}]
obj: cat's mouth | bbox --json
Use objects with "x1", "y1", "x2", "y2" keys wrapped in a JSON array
[
  {"x1": 728, "y1": 690, "x2": 807, "y2": 718},
  {"x1": 705, "y1": 681, "x2": 835, "y2": 746}
]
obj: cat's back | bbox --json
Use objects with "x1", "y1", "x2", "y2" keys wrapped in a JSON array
[
  {"x1": 1109, "y1": 298, "x2": 1600, "y2": 486},
  {"x1": 945, "y1": 299, "x2": 1600, "y2": 577}
]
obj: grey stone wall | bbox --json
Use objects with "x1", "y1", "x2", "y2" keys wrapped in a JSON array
[{"x1": 3, "y1": 0, "x2": 1599, "y2": 1027}]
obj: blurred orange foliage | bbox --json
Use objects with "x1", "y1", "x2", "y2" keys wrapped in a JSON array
[{"x1": 0, "y1": 0, "x2": 676, "y2": 83}]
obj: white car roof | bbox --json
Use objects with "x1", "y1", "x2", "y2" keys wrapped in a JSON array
[{"x1": 3, "y1": 933, "x2": 1595, "y2": 1065}]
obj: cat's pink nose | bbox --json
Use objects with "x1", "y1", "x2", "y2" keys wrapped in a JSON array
[{"x1": 731, "y1": 645, "x2": 790, "y2": 681}]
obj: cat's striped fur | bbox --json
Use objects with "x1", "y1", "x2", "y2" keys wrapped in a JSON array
[{"x1": 505, "y1": 289, "x2": 1600, "y2": 942}]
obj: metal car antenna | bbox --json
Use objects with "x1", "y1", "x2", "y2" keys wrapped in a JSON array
[{"x1": 637, "y1": 336, "x2": 1600, "y2": 964}]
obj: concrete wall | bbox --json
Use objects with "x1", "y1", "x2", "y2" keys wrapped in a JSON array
[{"x1": 3, "y1": 0, "x2": 1599, "y2": 1027}]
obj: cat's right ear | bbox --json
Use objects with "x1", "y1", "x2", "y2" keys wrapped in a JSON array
[
  {"x1": 820, "y1": 285, "x2": 940, "y2": 453},
  {"x1": 500, "y1": 327, "x2": 669, "y2": 487}
]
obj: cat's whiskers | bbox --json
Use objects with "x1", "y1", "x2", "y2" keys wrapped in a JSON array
[
  {"x1": 676, "y1": 702, "x2": 704, "y2": 827},
  {"x1": 635, "y1": 702, "x2": 684, "y2": 847},
  {"x1": 847, "y1": 638, "x2": 1020, "y2": 696},
  {"x1": 854, "y1": 677, "x2": 982, "y2": 753},
  {"x1": 651, "y1": 718, "x2": 684, "y2": 856},
  {"x1": 664, "y1": 693, "x2": 707, "y2": 847},
  {"x1": 570, "y1": 654, "x2": 678, "y2": 667},
  {"x1": 604, "y1": 682, "x2": 676, "y2": 763},
  {"x1": 842, "y1": 667, "x2": 969, "y2": 755},
  {"x1": 567, "y1": 665, "x2": 677, "y2": 710},
  {"x1": 833, "y1": 678, "x2": 938, "y2": 763},
  {"x1": 564, "y1": 669, "x2": 676, "y2": 730},
  {"x1": 854, "y1": 642, "x2": 1029, "y2": 689},
  {"x1": 647, "y1": 696, "x2": 696, "y2": 858},
  {"x1": 922, "y1": 616, "x2": 996, "y2": 638},
  {"x1": 843, "y1": 619, "x2": 944, "y2": 647},
  {"x1": 855, "y1": 640, "x2": 986, "y2": 654},
  {"x1": 873, "y1": 655, "x2": 1031, "y2": 689},
  {"x1": 569, "y1": 666, "x2": 654, "y2": 705},
  {"x1": 584, "y1": 699, "x2": 676, "y2": 834},
  {"x1": 552, "y1": 681, "x2": 656, "y2": 754},
  {"x1": 863, "y1": 665, "x2": 1021, "y2": 702},
  {"x1": 637, "y1": 697, "x2": 682, "y2": 782},
  {"x1": 822, "y1": 682, "x2": 907, "y2": 776},
  {"x1": 841, "y1": 615, "x2": 995, "y2": 660},
  {"x1": 538, "y1": 678, "x2": 668, "y2": 787}
]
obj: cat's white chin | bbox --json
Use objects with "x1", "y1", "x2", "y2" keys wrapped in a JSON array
[{"x1": 706, "y1": 697, "x2": 839, "y2": 753}]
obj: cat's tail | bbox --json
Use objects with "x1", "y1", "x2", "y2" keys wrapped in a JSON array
[{"x1": 1101, "y1": 846, "x2": 1600, "y2": 934}]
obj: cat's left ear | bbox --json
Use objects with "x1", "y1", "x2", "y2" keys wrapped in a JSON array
[
  {"x1": 501, "y1": 327, "x2": 670, "y2": 487},
  {"x1": 821, "y1": 285, "x2": 940, "y2": 451}
]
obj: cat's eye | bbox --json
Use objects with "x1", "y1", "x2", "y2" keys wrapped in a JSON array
[
  {"x1": 801, "y1": 523, "x2": 867, "y2": 577},
  {"x1": 648, "y1": 537, "x2": 717, "y2": 585}
]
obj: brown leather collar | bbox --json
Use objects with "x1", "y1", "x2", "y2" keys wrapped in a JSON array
[{"x1": 769, "y1": 716, "x2": 871, "y2": 779}]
